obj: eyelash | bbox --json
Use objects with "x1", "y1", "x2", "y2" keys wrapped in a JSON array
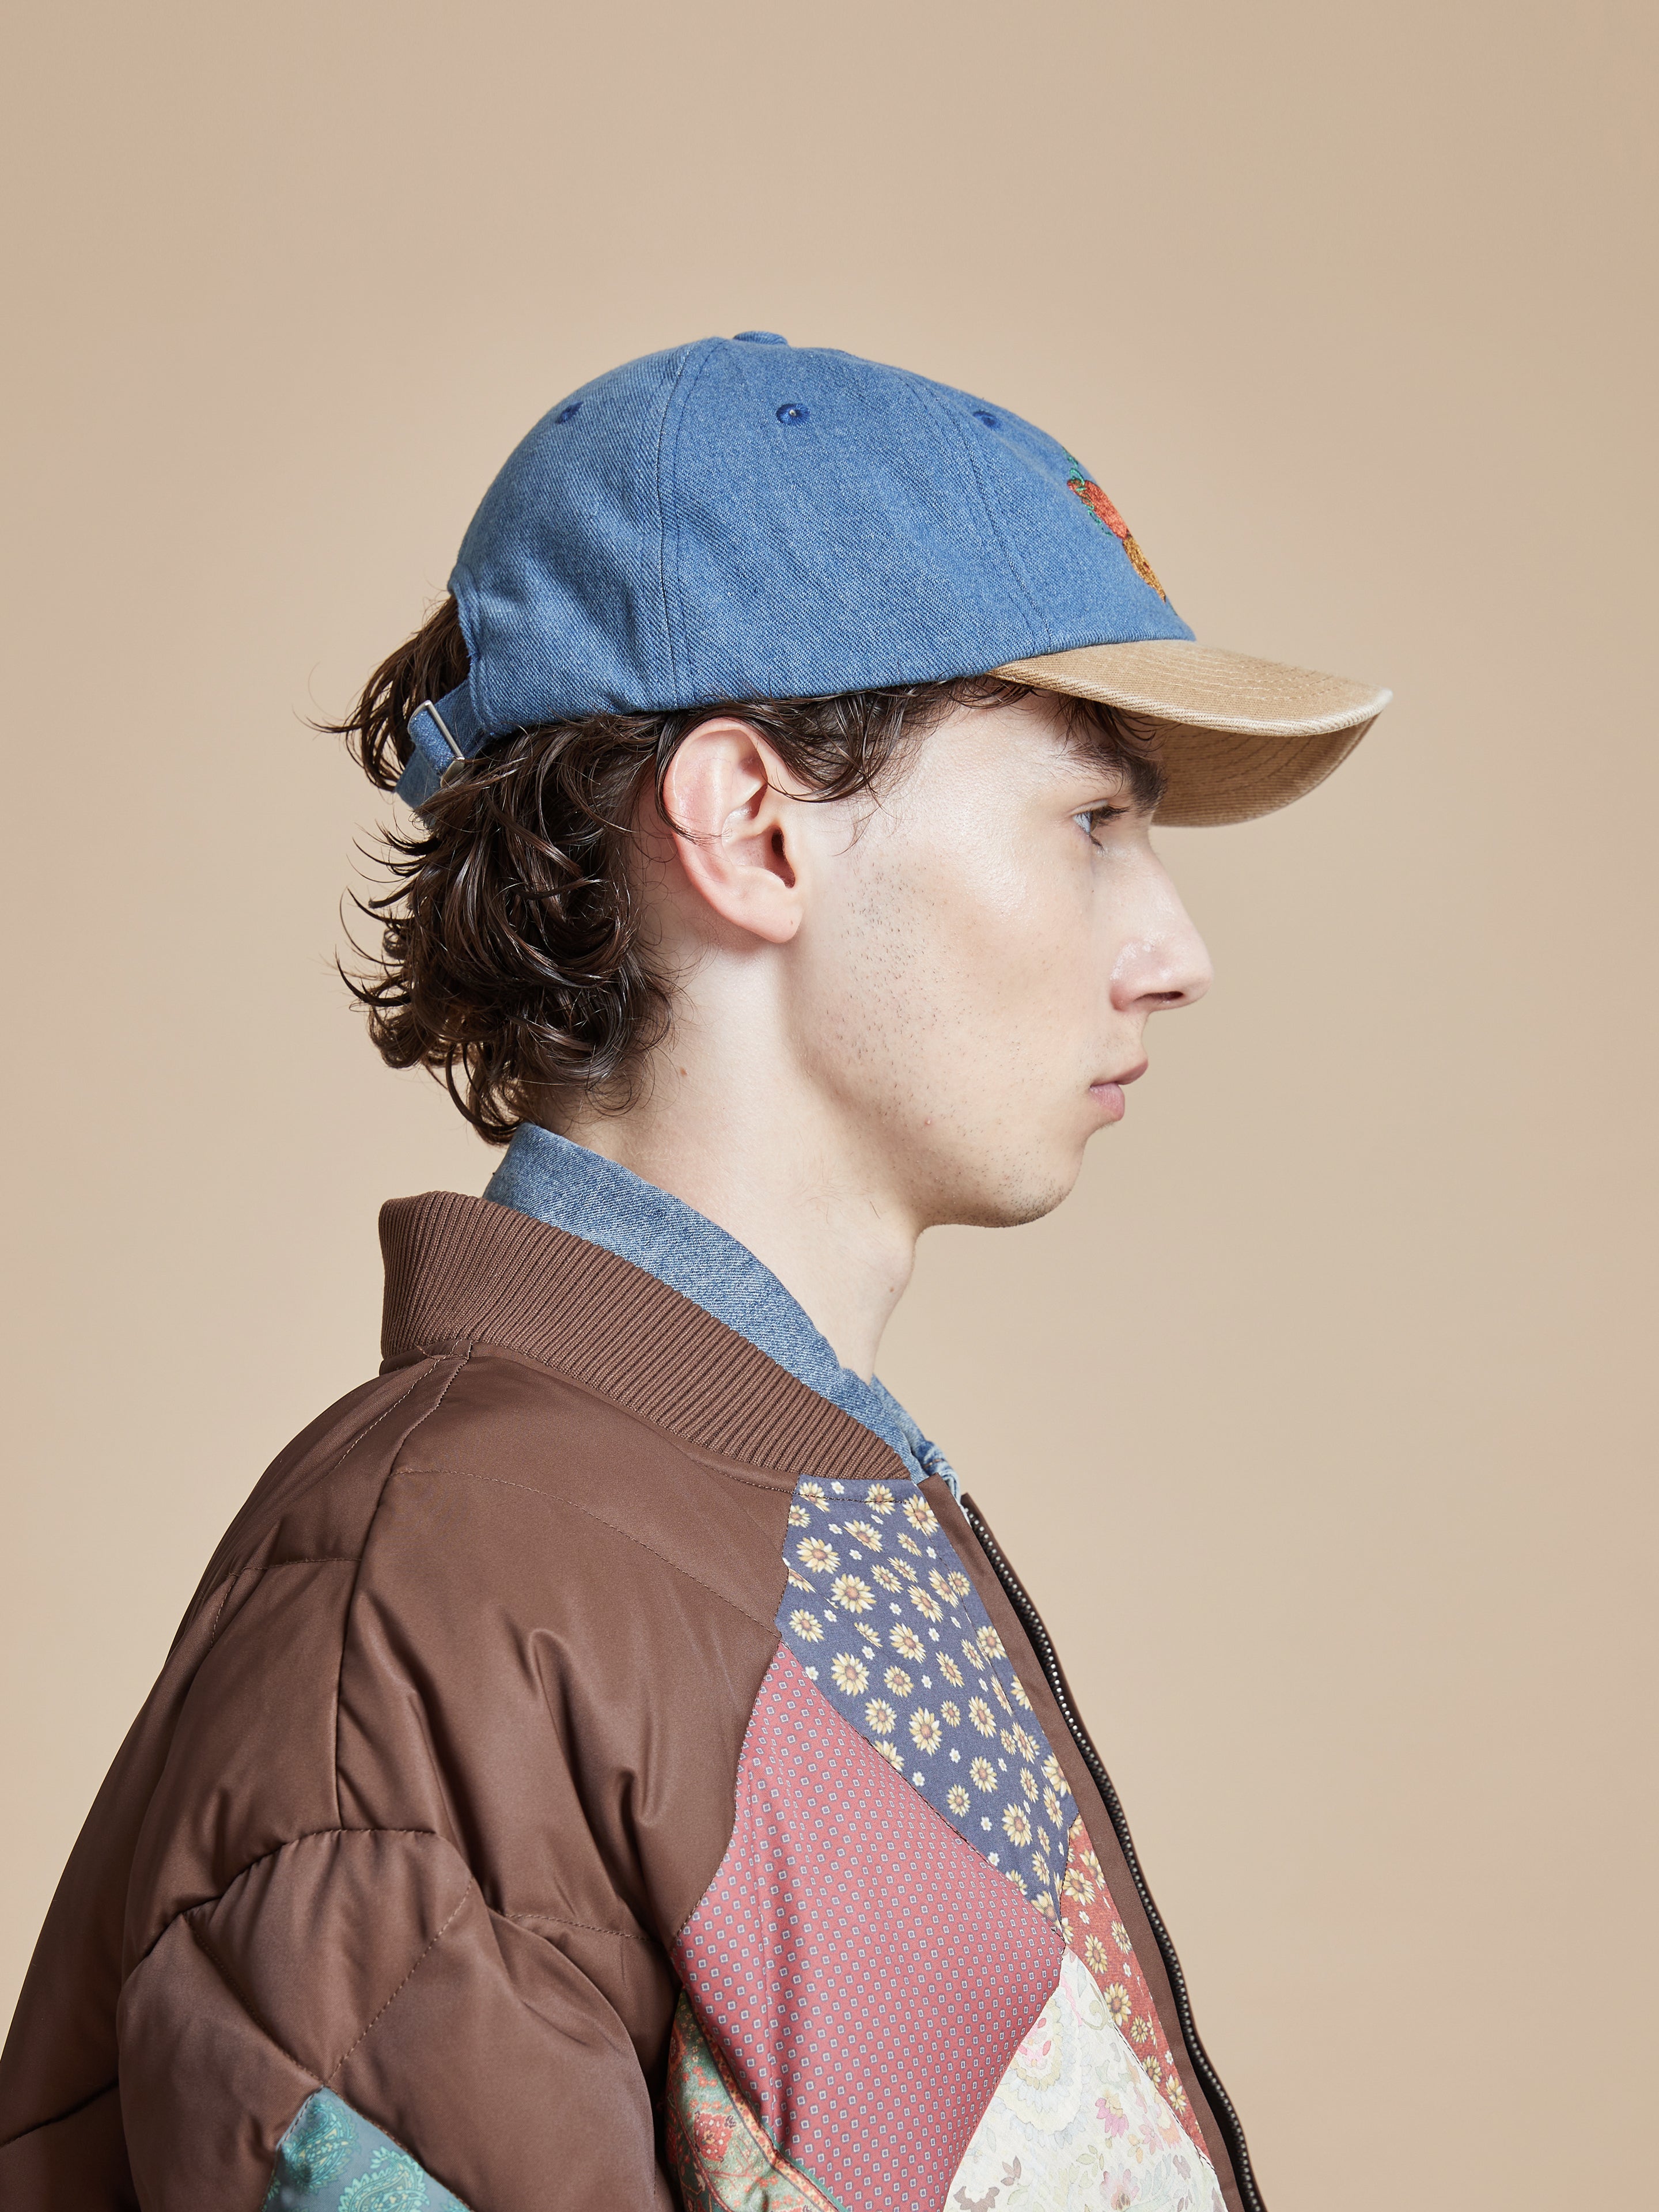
[{"x1": 1077, "y1": 805, "x2": 1128, "y2": 845}]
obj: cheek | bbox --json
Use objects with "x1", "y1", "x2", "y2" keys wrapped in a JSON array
[
  {"x1": 914, "y1": 836, "x2": 1092, "y2": 1019},
  {"x1": 808, "y1": 839, "x2": 1086, "y2": 1085}
]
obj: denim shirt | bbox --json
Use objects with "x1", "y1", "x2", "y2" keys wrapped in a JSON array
[{"x1": 484, "y1": 1124, "x2": 957, "y2": 1495}]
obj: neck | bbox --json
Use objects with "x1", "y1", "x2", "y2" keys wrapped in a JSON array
[{"x1": 560, "y1": 1051, "x2": 917, "y2": 1384}]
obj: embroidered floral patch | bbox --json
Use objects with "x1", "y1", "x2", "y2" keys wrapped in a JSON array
[{"x1": 1065, "y1": 454, "x2": 1168, "y2": 600}]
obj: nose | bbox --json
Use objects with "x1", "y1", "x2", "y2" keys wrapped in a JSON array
[{"x1": 1109, "y1": 865, "x2": 1213, "y2": 1014}]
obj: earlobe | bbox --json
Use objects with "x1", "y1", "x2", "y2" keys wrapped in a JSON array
[{"x1": 660, "y1": 718, "x2": 805, "y2": 946}]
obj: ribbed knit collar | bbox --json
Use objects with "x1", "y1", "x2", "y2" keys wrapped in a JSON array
[
  {"x1": 481, "y1": 1124, "x2": 953, "y2": 1490},
  {"x1": 380, "y1": 1189, "x2": 920, "y2": 1488}
]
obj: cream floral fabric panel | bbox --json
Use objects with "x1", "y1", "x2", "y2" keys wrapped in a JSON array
[{"x1": 944, "y1": 1952, "x2": 1225, "y2": 2212}]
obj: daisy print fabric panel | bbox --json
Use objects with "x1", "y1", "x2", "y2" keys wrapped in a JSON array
[
  {"x1": 673, "y1": 1645, "x2": 1062, "y2": 2212},
  {"x1": 944, "y1": 1951, "x2": 1225, "y2": 2212},
  {"x1": 776, "y1": 1477, "x2": 1082, "y2": 1921}
]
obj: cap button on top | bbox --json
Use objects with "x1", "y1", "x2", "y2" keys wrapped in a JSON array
[{"x1": 733, "y1": 330, "x2": 789, "y2": 344}]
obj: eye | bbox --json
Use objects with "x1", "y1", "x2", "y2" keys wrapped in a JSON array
[{"x1": 1075, "y1": 804, "x2": 1129, "y2": 847}]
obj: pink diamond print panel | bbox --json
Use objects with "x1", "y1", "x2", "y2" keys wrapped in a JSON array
[{"x1": 674, "y1": 1646, "x2": 1063, "y2": 2212}]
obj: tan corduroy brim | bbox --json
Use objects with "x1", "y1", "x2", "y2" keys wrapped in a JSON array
[{"x1": 993, "y1": 640, "x2": 1391, "y2": 826}]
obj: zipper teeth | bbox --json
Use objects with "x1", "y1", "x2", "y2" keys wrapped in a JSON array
[{"x1": 962, "y1": 1498, "x2": 1267, "y2": 2212}]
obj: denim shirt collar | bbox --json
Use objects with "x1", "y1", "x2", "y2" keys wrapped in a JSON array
[{"x1": 484, "y1": 1124, "x2": 956, "y2": 1494}]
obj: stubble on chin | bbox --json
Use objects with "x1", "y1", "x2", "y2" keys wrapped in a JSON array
[{"x1": 904, "y1": 1128, "x2": 1084, "y2": 1234}]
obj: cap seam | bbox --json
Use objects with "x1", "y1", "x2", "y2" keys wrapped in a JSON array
[
  {"x1": 911, "y1": 380, "x2": 1051, "y2": 657},
  {"x1": 448, "y1": 562, "x2": 495, "y2": 735},
  {"x1": 657, "y1": 340, "x2": 718, "y2": 710}
]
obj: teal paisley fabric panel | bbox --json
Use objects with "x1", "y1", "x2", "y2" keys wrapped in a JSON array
[{"x1": 264, "y1": 2090, "x2": 472, "y2": 2211}]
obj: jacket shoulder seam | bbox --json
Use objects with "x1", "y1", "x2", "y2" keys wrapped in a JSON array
[
  {"x1": 203, "y1": 1358, "x2": 452, "y2": 1649},
  {"x1": 332, "y1": 1353, "x2": 473, "y2": 1823}
]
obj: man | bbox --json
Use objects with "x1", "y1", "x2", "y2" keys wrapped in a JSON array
[{"x1": 0, "y1": 333, "x2": 1388, "y2": 2211}]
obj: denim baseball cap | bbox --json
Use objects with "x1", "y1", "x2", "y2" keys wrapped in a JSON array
[{"x1": 400, "y1": 333, "x2": 1389, "y2": 825}]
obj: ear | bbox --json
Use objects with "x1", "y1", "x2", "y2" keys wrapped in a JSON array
[{"x1": 658, "y1": 717, "x2": 806, "y2": 945}]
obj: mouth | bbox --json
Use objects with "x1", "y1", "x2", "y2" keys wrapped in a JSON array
[{"x1": 1088, "y1": 1061, "x2": 1148, "y2": 1125}]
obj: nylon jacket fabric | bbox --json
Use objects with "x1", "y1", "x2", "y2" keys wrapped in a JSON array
[{"x1": 0, "y1": 1193, "x2": 1251, "y2": 2212}]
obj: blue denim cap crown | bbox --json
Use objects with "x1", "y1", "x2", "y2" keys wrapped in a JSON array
[{"x1": 399, "y1": 334, "x2": 1194, "y2": 808}]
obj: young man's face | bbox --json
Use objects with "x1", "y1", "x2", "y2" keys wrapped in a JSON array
[{"x1": 785, "y1": 692, "x2": 1213, "y2": 1230}]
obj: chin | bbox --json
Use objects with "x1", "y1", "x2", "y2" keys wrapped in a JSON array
[{"x1": 929, "y1": 1151, "x2": 1082, "y2": 1232}]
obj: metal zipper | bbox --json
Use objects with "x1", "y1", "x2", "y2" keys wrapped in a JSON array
[{"x1": 960, "y1": 1495, "x2": 1268, "y2": 2212}]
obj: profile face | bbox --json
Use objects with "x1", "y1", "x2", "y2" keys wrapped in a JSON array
[{"x1": 782, "y1": 692, "x2": 1214, "y2": 1230}]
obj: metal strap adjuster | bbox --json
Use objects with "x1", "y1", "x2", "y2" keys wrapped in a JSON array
[{"x1": 414, "y1": 699, "x2": 474, "y2": 787}]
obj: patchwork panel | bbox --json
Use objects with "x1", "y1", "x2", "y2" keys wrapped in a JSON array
[
  {"x1": 667, "y1": 1993, "x2": 849, "y2": 2212},
  {"x1": 261, "y1": 2089, "x2": 470, "y2": 2209},
  {"x1": 775, "y1": 1476, "x2": 1082, "y2": 1921},
  {"x1": 1058, "y1": 1819, "x2": 1210, "y2": 2162},
  {"x1": 675, "y1": 1645, "x2": 1063, "y2": 2212},
  {"x1": 945, "y1": 1950, "x2": 1225, "y2": 2212}
]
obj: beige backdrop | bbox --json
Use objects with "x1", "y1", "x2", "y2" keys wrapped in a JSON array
[{"x1": 3, "y1": 2, "x2": 1653, "y2": 2206}]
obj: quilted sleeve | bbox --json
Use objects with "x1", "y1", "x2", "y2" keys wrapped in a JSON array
[{"x1": 116, "y1": 1827, "x2": 673, "y2": 2211}]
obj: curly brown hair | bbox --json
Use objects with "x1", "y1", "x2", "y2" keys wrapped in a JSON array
[{"x1": 331, "y1": 597, "x2": 1164, "y2": 1143}]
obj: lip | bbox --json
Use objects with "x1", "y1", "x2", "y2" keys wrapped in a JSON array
[{"x1": 1088, "y1": 1061, "x2": 1147, "y2": 1124}]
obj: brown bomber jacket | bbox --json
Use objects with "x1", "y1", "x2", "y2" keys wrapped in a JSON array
[{"x1": 0, "y1": 1192, "x2": 1263, "y2": 2212}]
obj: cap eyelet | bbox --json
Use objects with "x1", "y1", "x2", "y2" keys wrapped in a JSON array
[
  {"x1": 776, "y1": 403, "x2": 809, "y2": 426},
  {"x1": 555, "y1": 402, "x2": 582, "y2": 423},
  {"x1": 973, "y1": 410, "x2": 999, "y2": 429}
]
